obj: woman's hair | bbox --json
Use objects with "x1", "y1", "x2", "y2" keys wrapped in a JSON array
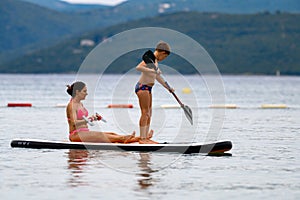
[{"x1": 66, "y1": 81, "x2": 86, "y2": 97}]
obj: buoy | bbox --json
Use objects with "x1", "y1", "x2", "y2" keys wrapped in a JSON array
[
  {"x1": 160, "y1": 104, "x2": 181, "y2": 109},
  {"x1": 107, "y1": 104, "x2": 133, "y2": 108},
  {"x1": 209, "y1": 104, "x2": 237, "y2": 109},
  {"x1": 7, "y1": 103, "x2": 32, "y2": 107},
  {"x1": 261, "y1": 104, "x2": 287, "y2": 109},
  {"x1": 182, "y1": 87, "x2": 192, "y2": 94}
]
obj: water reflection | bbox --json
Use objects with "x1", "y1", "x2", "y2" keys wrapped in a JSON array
[
  {"x1": 137, "y1": 153, "x2": 158, "y2": 190},
  {"x1": 67, "y1": 149, "x2": 89, "y2": 187},
  {"x1": 66, "y1": 149, "x2": 161, "y2": 191}
]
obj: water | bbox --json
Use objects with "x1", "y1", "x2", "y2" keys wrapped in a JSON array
[{"x1": 0, "y1": 74, "x2": 299, "y2": 199}]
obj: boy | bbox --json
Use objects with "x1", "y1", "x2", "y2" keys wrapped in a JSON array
[{"x1": 135, "y1": 41, "x2": 174, "y2": 144}]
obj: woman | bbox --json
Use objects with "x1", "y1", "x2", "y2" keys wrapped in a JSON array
[
  {"x1": 66, "y1": 81, "x2": 140, "y2": 143},
  {"x1": 135, "y1": 41, "x2": 174, "y2": 144}
]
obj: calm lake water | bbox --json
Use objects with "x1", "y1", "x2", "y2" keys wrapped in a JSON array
[{"x1": 0, "y1": 74, "x2": 299, "y2": 199}]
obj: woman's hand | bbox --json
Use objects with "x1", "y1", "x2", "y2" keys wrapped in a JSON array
[
  {"x1": 88, "y1": 115, "x2": 97, "y2": 122},
  {"x1": 89, "y1": 113, "x2": 103, "y2": 121}
]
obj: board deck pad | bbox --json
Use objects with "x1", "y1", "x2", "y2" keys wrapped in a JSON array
[{"x1": 10, "y1": 139, "x2": 232, "y2": 154}]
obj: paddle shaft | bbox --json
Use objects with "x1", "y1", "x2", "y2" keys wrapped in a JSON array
[
  {"x1": 164, "y1": 81, "x2": 184, "y2": 107},
  {"x1": 163, "y1": 76, "x2": 193, "y2": 125}
]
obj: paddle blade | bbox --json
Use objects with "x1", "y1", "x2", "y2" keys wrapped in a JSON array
[{"x1": 182, "y1": 105, "x2": 193, "y2": 125}]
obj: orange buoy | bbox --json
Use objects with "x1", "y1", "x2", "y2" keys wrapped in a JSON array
[
  {"x1": 7, "y1": 103, "x2": 32, "y2": 107},
  {"x1": 107, "y1": 104, "x2": 133, "y2": 108}
]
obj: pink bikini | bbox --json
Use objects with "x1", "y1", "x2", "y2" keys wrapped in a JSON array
[
  {"x1": 76, "y1": 106, "x2": 88, "y2": 120},
  {"x1": 69, "y1": 127, "x2": 89, "y2": 136}
]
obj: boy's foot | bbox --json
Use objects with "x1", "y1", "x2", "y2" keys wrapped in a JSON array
[{"x1": 139, "y1": 138, "x2": 159, "y2": 144}]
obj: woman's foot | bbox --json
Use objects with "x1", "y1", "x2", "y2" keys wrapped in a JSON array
[
  {"x1": 124, "y1": 131, "x2": 140, "y2": 143},
  {"x1": 147, "y1": 129, "x2": 154, "y2": 139},
  {"x1": 147, "y1": 130, "x2": 158, "y2": 143},
  {"x1": 123, "y1": 131, "x2": 135, "y2": 143}
]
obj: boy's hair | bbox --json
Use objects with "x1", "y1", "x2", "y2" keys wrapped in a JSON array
[{"x1": 156, "y1": 41, "x2": 170, "y2": 55}]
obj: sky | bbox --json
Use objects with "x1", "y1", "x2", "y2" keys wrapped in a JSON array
[{"x1": 61, "y1": 0, "x2": 127, "y2": 6}]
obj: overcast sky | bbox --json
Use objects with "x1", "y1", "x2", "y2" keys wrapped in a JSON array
[{"x1": 61, "y1": 0, "x2": 127, "y2": 5}]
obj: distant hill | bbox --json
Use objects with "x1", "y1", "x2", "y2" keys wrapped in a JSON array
[
  {"x1": 20, "y1": 0, "x2": 300, "y2": 13},
  {"x1": 1, "y1": 0, "x2": 299, "y2": 69},
  {"x1": 20, "y1": 0, "x2": 109, "y2": 12},
  {"x1": 117, "y1": 0, "x2": 300, "y2": 14},
  {"x1": 0, "y1": 0, "x2": 108, "y2": 61},
  {"x1": 0, "y1": 0, "x2": 120, "y2": 63},
  {"x1": 2, "y1": 12, "x2": 299, "y2": 75}
]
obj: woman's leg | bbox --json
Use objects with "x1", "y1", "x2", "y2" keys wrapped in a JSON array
[
  {"x1": 105, "y1": 132, "x2": 140, "y2": 143},
  {"x1": 105, "y1": 131, "x2": 136, "y2": 143},
  {"x1": 70, "y1": 131, "x2": 136, "y2": 143},
  {"x1": 70, "y1": 131, "x2": 110, "y2": 143}
]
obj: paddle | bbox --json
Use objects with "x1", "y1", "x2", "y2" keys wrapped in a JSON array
[
  {"x1": 96, "y1": 112, "x2": 107, "y2": 123},
  {"x1": 164, "y1": 82, "x2": 193, "y2": 125},
  {"x1": 142, "y1": 50, "x2": 193, "y2": 125}
]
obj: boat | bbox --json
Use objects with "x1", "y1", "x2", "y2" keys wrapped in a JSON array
[{"x1": 10, "y1": 139, "x2": 232, "y2": 154}]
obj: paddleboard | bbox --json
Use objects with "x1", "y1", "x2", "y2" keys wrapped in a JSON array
[{"x1": 10, "y1": 139, "x2": 232, "y2": 154}]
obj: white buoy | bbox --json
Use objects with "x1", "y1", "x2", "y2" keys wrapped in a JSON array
[
  {"x1": 160, "y1": 104, "x2": 181, "y2": 109},
  {"x1": 55, "y1": 104, "x2": 67, "y2": 108},
  {"x1": 209, "y1": 104, "x2": 238, "y2": 109},
  {"x1": 261, "y1": 104, "x2": 287, "y2": 109}
]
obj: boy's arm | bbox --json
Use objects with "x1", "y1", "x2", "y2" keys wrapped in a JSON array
[
  {"x1": 136, "y1": 61, "x2": 156, "y2": 73},
  {"x1": 156, "y1": 73, "x2": 174, "y2": 92}
]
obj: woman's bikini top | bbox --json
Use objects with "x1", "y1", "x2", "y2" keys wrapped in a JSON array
[
  {"x1": 69, "y1": 99, "x2": 88, "y2": 120},
  {"x1": 77, "y1": 106, "x2": 88, "y2": 120}
]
